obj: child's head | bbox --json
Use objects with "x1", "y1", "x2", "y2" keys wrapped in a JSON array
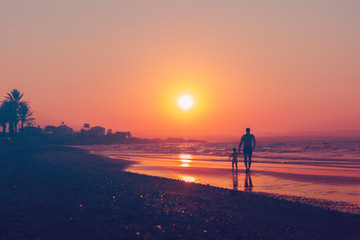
[{"x1": 233, "y1": 148, "x2": 237, "y2": 152}]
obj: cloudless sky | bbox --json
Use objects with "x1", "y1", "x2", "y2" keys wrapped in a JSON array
[{"x1": 1, "y1": 1, "x2": 359, "y2": 138}]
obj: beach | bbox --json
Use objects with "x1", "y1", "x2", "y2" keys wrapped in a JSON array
[
  {"x1": 1, "y1": 145, "x2": 359, "y2": 240},
  {"x1": 80, "y1": 140, "x2": 360, "y2": 206}
]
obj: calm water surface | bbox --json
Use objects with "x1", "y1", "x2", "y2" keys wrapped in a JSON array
[{"x1": 79, "y1": 140, "x2": 360, "y2": 205}]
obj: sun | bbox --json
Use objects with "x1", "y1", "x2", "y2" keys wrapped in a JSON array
[{"x1": 178, "y1": 94, "x2": 194, "y2": 110}]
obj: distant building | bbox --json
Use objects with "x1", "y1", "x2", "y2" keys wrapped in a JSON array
[
  {"x1": 58, "y1": 124, "x2": 74, "y2": 136},
  {"x1": 90, "y1": 126, "x2": 105, "y2": 137},
  {"x1": 44, "y1": 123, "x2": 73, "y2": 139},
  {"x1": 44, "y1": 125, "x2": 57, "y2": 134},
  {"x1": 22, "y1": 126, "x2": 42, "y2": 137},
  {"x1": 114, "y1": 131, "x2": 131, "y2": 139}
]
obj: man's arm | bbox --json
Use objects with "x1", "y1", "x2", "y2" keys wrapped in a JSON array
[
  {"x1": 238, "y1": 137, "x2": 243, "y2": 152},
  {"x1": 253, "y1": 135, "x2": 256, "y2": 148}
]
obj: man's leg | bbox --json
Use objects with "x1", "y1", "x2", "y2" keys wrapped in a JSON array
[
  {"x1": 248, "y1": 153, "x2": 252, "y2": 170},
  {"x1": 244, "y1": 153, "x2": 248, "y2": 169}
]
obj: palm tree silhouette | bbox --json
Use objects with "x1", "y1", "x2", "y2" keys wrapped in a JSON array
[
  {"x1": 18, "y1": 102, "x2": 35, "y2": 138},
  {"x1": 0, "y1": 103, "x2": 9, "y2": 134},
  {"x1": 2, "y1": 89, "x2": 27, "y2": 138}
]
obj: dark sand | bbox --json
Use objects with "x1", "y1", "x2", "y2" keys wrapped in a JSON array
[{"x1": 0, "y1": 145, "x2": 359, "y2": 240}]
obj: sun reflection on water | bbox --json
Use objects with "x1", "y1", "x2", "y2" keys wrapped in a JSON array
[
  {"x1": 182, "y1": 176, "x2": 196, "y2": 182},
  {"x1": 180, "y1": 154, "x2": 191, "y2": 159},
  {"x1": 180, "y1": 159, "x2": 191, "y2": 163},
  {"x1": 179, "y1": 154, "x2": 192, "y2": 165}
]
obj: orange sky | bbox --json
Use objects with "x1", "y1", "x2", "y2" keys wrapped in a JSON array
[{"x1": 1, "y1": 1, "x2": 360, "y2": 138}]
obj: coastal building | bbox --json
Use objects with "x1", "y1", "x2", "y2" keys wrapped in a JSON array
[
  {"x1": 114, "y1": 131, "x2": 131, "y2": 139},
  {"x1": 57, "y1": 124, "x2": 74, "y2": 136},
  {"x1": 21, "y1": 126, "x2": 42, "y2": 138},
  {"x1": 44, "y1": 123, "x2": 74, "y2": 140},
  {"x1": 90, "y1": 126, "x2": 105, "y2": 137}
]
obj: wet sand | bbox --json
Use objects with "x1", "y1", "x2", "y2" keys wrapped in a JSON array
[
  {"x1": 85, "y1": 147, "x2": 360, "y2": 205},
  {"x1": 1, "y1": 145, "x2": 359, "y2": 239}
]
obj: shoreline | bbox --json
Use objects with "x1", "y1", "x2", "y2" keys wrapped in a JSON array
[
  {"x1": 1, "y1": 144, "x2": 359, "y2": 239},
  {"x1": 83, "y1": 145, "x2": 360, "y2": 207},
  {"x1": 120, "y1": 167, "x2": 360, "y2": 215}
]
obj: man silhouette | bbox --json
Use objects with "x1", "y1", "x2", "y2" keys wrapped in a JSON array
[{"x1": 238, "y1": 128, "x2": 256, "y2": 172}]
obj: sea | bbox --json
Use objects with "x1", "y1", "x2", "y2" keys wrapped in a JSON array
[{"x1": 79, "y1": 138, "x2": 360, "y2": 210}]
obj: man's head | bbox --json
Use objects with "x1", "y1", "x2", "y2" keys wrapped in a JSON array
[
  {"x1": 246, "y1": 128, "x2": 250, "y2": 133},
  {"x1": 233, "y1": 148, "x2": 237, "y2": 152}
]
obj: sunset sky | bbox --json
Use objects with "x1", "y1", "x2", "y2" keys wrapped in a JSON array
[{"x1": 1, "y1": 1, "x2": 359, "y2": 138}]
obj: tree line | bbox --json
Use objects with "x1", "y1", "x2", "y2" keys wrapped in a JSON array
[{"x1": 0, "y1": 89, "x2": 34, "y2": 139}]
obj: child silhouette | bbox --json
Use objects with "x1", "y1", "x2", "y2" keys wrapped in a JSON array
[{"x1": 229, "y1": 148, "x2": 239, "y2": 170}]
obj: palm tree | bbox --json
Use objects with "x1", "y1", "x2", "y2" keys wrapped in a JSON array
[
  {"x1": 18, "y1": 102, "x2": 35, "y2": 138},
  {"x1": 3, "y1": 89, "x2": 27, "y2": 138},
  {"x1": 0, "y1": 103, "x2": 8, "y2": 134}
]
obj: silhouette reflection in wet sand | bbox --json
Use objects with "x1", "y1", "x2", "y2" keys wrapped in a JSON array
[
  {"x1": 244, "y1": 172, "x2": 253, "y2": 192},
  {"x1": 232, "y1": 170, "x2": 238, "y2": 190}
]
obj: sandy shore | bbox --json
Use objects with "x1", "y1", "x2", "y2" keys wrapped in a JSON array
[{"x1": 0, "y1": 145, "x2": 359, "y2": 240}]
